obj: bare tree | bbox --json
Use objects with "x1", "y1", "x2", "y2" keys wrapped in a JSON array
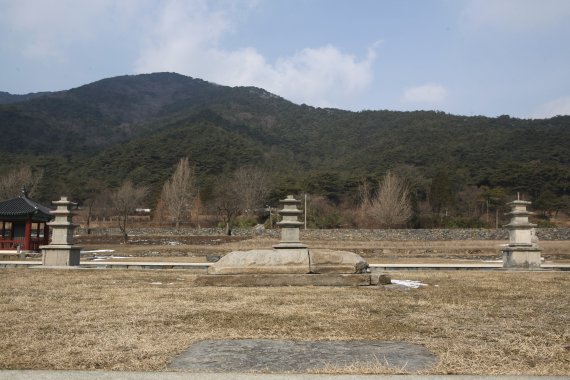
[
  {"x1": 90, "y1": 189, "x2": 114, "y2": 224},
  {"x1": 210, "y1": 166, "x2": 270, "y2": 234},
  {"x1": 366, "y1": 171, "x2": 411, "y2": 228},
  {"x1": 80, "y1": 198, "x2": 96, "y2": 234},
  {"x1": 159, "y1": 157, "x2": 197, "y2": 228},
  {"x1": 213, "y1": 178, "x2": 241, "y2": 235},
  {"x1": 357, "y1": 180, "x2": 374, "y2": 209},
  {"x1": 0, "y1": 165, "x2": 44, "y2": 200},
  {"x1": 232, "y1": 166, "x2": 270, "y2": 215},
  {"x1": 110, "y1": 180, "x2": 148, "y2": 243},
  {"x1": 77, "y1": 179, "x2": 107, "y2": 234},
  {"x1": 306, "y1": 195, "x2": 342, "y2": 228},
  {"x1": 354, "y1": 179, "x2": 377, "y2": 227}
]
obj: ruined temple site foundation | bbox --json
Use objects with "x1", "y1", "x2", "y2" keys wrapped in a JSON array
[{"x1": 201, "y1": 195, "x2": 384, "y2": 286}]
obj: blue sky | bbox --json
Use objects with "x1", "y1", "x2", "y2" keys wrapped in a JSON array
[{"x1": 1, "y1": 0, "x2": 569, "y2": 118}]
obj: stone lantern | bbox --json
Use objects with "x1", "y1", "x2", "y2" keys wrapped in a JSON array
[
  {"x1": 41, "y1": 196, "x2": 82, "y2": 266},
  {"x1": 501, "y1": 199, "x2": 542, "y2": 269}
]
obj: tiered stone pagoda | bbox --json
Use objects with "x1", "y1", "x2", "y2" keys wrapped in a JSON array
[
  {"x1": 41, "y1": 196, "x2": 82, "y2": 266},
  {"x1": 273, "y1": 195, "x2": 307, "y2": 250},
  {"x1": 501, "y1": 199, "x2": 542, "y2": 269}
]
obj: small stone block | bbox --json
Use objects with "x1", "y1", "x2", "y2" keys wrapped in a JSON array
[
  {"x1": 371, "y1": 273, "x2": 392, "y2": 285},
  {"x1": 206, "y1": 255, "x2": 221, "y2": 262}
]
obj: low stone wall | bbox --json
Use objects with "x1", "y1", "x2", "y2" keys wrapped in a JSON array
[{"x1": 76, "y1": 227, "x2": 570, "y2": 241}]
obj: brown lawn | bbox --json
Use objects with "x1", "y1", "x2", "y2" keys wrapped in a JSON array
[{"x1": 0, "y1": 268, "x2": 568, "y2": 375}]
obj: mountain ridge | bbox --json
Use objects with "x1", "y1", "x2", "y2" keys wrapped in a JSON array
[{"x1": 0, "y1": 72, "x2": 568, "y2": 209}]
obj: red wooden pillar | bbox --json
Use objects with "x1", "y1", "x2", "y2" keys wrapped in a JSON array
[
  {"x1": 34, "y1": 223, "x2": 39, "y2": 250},
  {"x1": 43, "y1": 223, "x2": 50, "y2": 245},
  {"x1": 24, "y1": 218, "x2": 32, "y2": 251}
]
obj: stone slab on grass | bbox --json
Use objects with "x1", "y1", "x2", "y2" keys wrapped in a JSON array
[
  {"x1": 193, "y1": 273, "x2": 371, "y2": 287},
  {"x1": 169, "y1": 339, "x2": 437, "y2": 373},
  {"x1": 207, "y1": 249, "x2": 310, "y2": 275},
  {"x1": 207, "y1": 249, "x2": 370, "y2": 275}
]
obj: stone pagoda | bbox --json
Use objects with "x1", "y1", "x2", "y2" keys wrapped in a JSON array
[
  {"x1": 41, "y1": 196, "x2": 82, "y2": 266},
  {"x1": 500, "y1": 198, "x2": 542, "y2": 269},
  {"x1": 273, "y1": 195, "x2": 307, "y2": 250}
]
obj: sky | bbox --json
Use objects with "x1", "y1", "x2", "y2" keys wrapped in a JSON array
[{"x1": 1, "y1": 0, "x2": 569, "y2": 119}]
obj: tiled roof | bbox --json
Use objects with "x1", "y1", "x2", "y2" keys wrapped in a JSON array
[{"x1": 0, "y1": 192, "x2": 53, "y2": 222}]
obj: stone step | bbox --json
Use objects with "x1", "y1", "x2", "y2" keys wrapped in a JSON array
[{"x1": 193, "y1": 273, "x2": 376, "y2": 287}]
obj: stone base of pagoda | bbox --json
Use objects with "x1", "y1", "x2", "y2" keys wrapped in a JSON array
[
  {"x1": 501, "y1": 245, "x2": 542, "y2": 269},
  {"x1": 41, "y1": 245, "x2": 81, "y2": 266}
]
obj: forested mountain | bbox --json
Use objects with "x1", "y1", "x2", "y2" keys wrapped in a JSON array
[
  {"x1": 0, "y1": 91, "x2": 51, "y2": 104},
  {"x1": 0, "y1": 72, "x2": 568, "y2": 222}
]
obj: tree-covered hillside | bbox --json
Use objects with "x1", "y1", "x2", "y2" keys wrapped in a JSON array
[{"x1": 0, "y1": 73, "x2": 568, "y2": 225}]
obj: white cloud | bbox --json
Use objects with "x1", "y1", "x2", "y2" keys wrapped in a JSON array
[
  {"x1": 0, "y1": 0, "x2": 118, "y2": 58},
  {"x1": 0, "y1": 0, "x2": 152, "y2": 60},
  {"x1": 134, "y1": 0, "x2": 377, "y2": 108},
  {"x1": 401, "y1": 83, "x2": 447, "y2": 106},
  {"x1": 532, "y1": 96, "x2": 570, "y2": 118},
  {"x1": 1, "y1": 0, "x2": 376, "y2": 108},
  {"x1": 461, "y1": 0, "x2": 570, "y2": 32}
]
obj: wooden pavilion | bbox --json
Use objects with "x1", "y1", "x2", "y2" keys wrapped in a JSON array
[{"x1": 0, "y1": 189, "x2": 53, "y2": 251}]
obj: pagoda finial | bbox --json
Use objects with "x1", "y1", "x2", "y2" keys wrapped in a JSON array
[{"x1": 20, "y1": 187, "x2": 28, "y2": 198}]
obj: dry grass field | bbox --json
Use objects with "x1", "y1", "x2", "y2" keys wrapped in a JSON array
[{"x1": 0, "y1": 268, "x2": 568, "y2": 375}]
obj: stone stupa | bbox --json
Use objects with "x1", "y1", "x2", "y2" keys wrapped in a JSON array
[
  {"x1": 41, "y1": 196, "x2": 82, "y2": 266},
  {"x1": 200, "y1": 195, "x2": 377, "y2": 286},
  {"x1": 500, "y1": 198, "x2": 542, "y2": 269}
]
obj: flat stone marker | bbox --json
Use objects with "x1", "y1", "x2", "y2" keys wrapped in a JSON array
[{"x1": 169, "y1": 339, "x2": 437, "y2": 373}]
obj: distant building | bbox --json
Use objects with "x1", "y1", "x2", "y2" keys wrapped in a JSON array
[{"x1": 0, "y1": 189, "x2": 53, "y2": 251}]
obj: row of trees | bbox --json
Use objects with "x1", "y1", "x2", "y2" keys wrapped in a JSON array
[
  {"x1": 2, "y1": 161, "x2": 567, "y2": 243},
  {"x1": 77, "y1": 159, "x2": 271, "y2": 241}
]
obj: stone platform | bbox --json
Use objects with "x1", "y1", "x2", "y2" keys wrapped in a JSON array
[
  {"x1": 169, "y1": 339, "x2": 437, "y2": 373},
  {"x1": 207, "y1": 249, "x2": 369, "y2": 275},
  {"x1": 194, "y1": 273, "x2": 391, "y2": 287}
]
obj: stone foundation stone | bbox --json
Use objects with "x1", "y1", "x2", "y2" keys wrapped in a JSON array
[
  {"x1": 207, "y1": 249, "x2": 310, "y2": 275},
  {"x1": 502, "y1": 248, "x2": 542, "y2": 269},
  {"x1": 208, "y1": 249, "x2": 370, "y2": 276},
  {"x1": 42, "y1": 245, "x2": 81, "y2": 266},
  {"x1": 308, "y1": 249, "x2": 368, "y2": 274}
]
